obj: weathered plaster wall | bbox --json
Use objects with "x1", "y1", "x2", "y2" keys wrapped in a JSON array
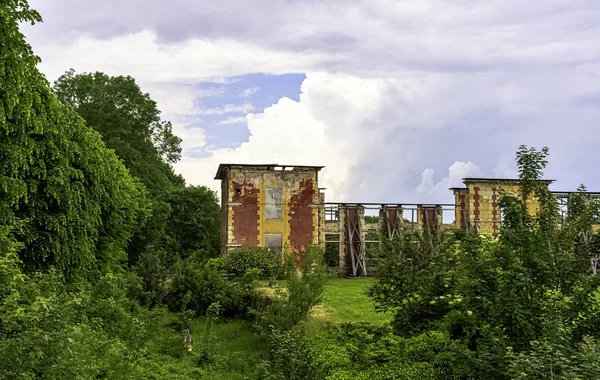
[
  {"x1": 289, "y1": 178, "x2": 317, "y2": 262},
  {"x1": 453, "y1": 189, "x2": 468, "y2": 230},
  {"x1": 223, "y1": 167, "x2": 320, "y2": 260},
  {"x1": 231, "y1": 177, "x2": 260, "y2": 247},
  {"x1": 465, "y1": 181, "x2": 542, "y2": 236}
]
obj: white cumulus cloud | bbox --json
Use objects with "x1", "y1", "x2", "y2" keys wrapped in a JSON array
[
  {"x1": 218, "y1": 116, "x2": 248, "y2": 125},
  {"x1": 242, "y1": 87, "x2": 258, "y2": 97},
  {"x1": 22, "y1": 0, "x2": 600, "y2": 202},
  {"x1": 417, "y1": 162, "x2": 484, "y2": 202}
]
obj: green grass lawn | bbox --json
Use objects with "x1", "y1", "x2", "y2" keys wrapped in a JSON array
[
  {"x1": 258, "y1": 276, "x2": 391, "y2": 327},
  {"x1": 304, "y1": 277, "x2": 391, "y2": 333},
  {"x1": 188, "y1": 318, "x2": 268, "y2": 379},
  {"x1": 320, "y1": 277, "x2": 390, "y2": 324},
  {"x1": 171, "y1": 277, "x2": 389, "y2": 377}
]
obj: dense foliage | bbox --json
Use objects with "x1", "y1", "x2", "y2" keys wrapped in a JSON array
[
  {"x1": 0, "y1": 2, "x2": 149, "y2": 279},
  {"x1": 310, "y1": 322, "x2": 475, "y2": 379},
  {"x1": 253, "y1": 246, "x2": 327, "y2": 332},
  {"x1": 165, "y1": 185, "x2": 221, "y2": 258},
  {"x1": 219, "y1": 246, "x2": 287, "y2": 280},
  {"x1": 366, "y1": 145, "x2": 600, "y2": 378},
  {"x1": 50, "y1": 46, "x2": 221, "y2": 313},
  {"x1": 0, "y1": 2, "x2": 237, "y2": 378},
  {"x1": 253, "y1": 246, "x2": 328, "y2": 379},
  {"x1": 53, "y1": 69, "x2": 182, "y2": 187},
  {"x1": 53, "y1": 69, "x2": 184, "y2": 267},
  {"x1": 254, "y1": 146, "x2": 600, "y2": 380},
  {"x1": 52, "y1": 69, "x2": 220, "y2": 268},
  {"x1": 5, "y1": 1, "x2": 600, "y2": 378}
]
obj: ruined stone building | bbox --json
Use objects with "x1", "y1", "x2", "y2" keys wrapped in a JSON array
[
  {"x1": 451, "y1": 178, "x2": 553, "y2": 235},
  {"x1": 214, "y1": 164, "x2": 323, "y2": 258},
  {"x1": 215, "y1": 164, "x2": 600, "y2": 276}
]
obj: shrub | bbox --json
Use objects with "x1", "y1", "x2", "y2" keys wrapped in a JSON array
[
  {"x1": 253, "y1": 245, "x2": 327, "y2": 332},
  {"x1": 308, "y1": 323, "x2": 476, "y2": 380},
  {"x1": 164, "y1": 258, "x2": 227, "y2": 316},
  {"x1": 506, "y1": 320, "x2": 600, "y2": 380},
  {"x1": 257, "y1": 321, "x2": 477, "y2": 380},
  {"x1": 162, "y1": 257, "x2": 264, "y2": 319},
  {"x1": 257, "y1": 329, "x2": 314, "y2": 380},
  {"x1": 220, "y1": 247, "x2": 285, "y2": 280},
  {"x1": 0, "y1": 254, "x2": 169, "y2": 379},
  {"x1": 133, "y1": 247, "x2": 170, "y2": 308},
  {"x1": 221, "y1": 268, "x2": 265, "y2": 319}
]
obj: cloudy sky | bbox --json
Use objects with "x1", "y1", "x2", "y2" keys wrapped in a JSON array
[{"x1": 23, "y1": 0, "x2": 600, "y2": 204}]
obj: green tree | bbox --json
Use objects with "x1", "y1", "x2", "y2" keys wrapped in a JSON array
[
  {"x1": 165, "y1": 185, "x2": 221, "y2": 259},
  {"x1": 0, "y1": 3, "x2": 245, "y2": 379},
  {"x1": 53, "y1": 69, "x2": 183, "y2": 182},
  {"x1": 52, "y1": 70, "x2": 190, "y2": 264},
  {"x1": 0, "y1": 0, "x2": 150, "y2": 278},
  {"x1": 0, "y1": 2, "x2": 186, "y2": 378},
  {"x1": 368, "y1": 145, "x2": 600, "y2": 378},
  {"x1": 52, "y1": 71, "x2": 224, "y2": 308}
]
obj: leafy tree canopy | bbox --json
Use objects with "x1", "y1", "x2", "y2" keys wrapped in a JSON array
[
  {"x1": 52, "y1": 70, "x2": 220, "y2": 265},
  {"x1": 53, "y1": 69, "x2": 184, "y2": 197},
  {"x1": 0, "y1": 0, "x2": 150, "y2": 278},
  {"x1": 165, "y1": 185, "x2": 221, "y2": 259},
  {"x1": 368, "y1": 145, "x2": 600, "y2": 378}
]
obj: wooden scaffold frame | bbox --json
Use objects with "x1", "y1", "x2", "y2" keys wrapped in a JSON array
[{"x1": 343, "y1": 205, "x2": 367, "y2": 277}]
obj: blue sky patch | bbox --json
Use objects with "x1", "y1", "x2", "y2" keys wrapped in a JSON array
[{"x1": 185, "y1": 72, "x2": 306, "y2": 156}]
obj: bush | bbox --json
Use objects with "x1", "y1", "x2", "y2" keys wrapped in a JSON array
[
  {"x1": 252, "y1": 246, "x2": 328, "y2": 378},
  {"x1": 308, "y1": 323, "x2": 476, "y2": 380},
  {"x1": 257, "y1": 329, "x2": 314, "y2": 380},
  {"x1": 506, "y1": 320, "x2": 600, "y2": 380},
  {"x1": 220, "y1": 247, "x2": 285, "y2": 280},
  {"x1": 162, "y1": 257, "x2": 264, "y2": 319},
  {"x1": 0, "y1": 253, "x2": 174, "y2": 379},
  {"x1": 133, "y1": 247, "x2": 170, "y2": 308},
  {"x1": 221, "y1": 268, "x2": 265, "y2": 319},
  {"x1": 253, "y1": 245, "x2": 327, "y2": 332},
  {"x1": 164, "y1": 258, "x2": 227, "y2": 316},
  {"x1": 257, "y1": 321, "x2": 477, "y2": 380}
]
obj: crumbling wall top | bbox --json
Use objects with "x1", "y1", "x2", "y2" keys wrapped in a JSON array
[
  {"x1": 214, "y1": 163, "x2": 324, "y2": 180},
  {"x1": 462, "y1": 178, "x2": 555, "y2": 186}
]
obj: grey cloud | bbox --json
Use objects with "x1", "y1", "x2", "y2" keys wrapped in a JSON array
[
  {"x1": 26, "y1": 0, "x2": 600, "y2": 76},
  {"x1": 305, "y1": 67, "x2": 600, "y2": 203},
  {"x1": 570, "y1": 91, "x2": 600, "y2": 108},
  {"x1": 23, "y1": 0, "x2": 600, "y2": 202}
]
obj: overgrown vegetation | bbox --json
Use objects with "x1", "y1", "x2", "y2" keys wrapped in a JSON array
[
  {"x1": 0, "y1": 2, "x2": 265, "y2": 377},
  {"x1": 219, "y1": 246, "x2": 287, "y2": 281},
  {"x1": 4, "y1": 1, "x2": 600, "y2": 378},
  {"x1": 253, "y1": 246, "x2": 327, "y2": 332},
  {"x1": 251, "y1": 146, "x2": 600, "y2": 380},
  {"x1": 363, "y1": 145, "x2": 600, "y2": 378}
]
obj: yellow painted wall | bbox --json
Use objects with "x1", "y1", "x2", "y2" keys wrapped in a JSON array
[
  {"x1": 224, "y1": 168, "x2": 320, "y2": 257},
  {"x1": 257, "y1": 172, "x2": 290, "y2": 250},
  {"x1": 465, "y1": 181, "x2": 543, "y2": 235},
  {"x1": 226, "y1": 175, "x2": 235, "y2": 248},
  {"x1": 453, "y1": 189, "x2": 466, "y2": 229}
]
